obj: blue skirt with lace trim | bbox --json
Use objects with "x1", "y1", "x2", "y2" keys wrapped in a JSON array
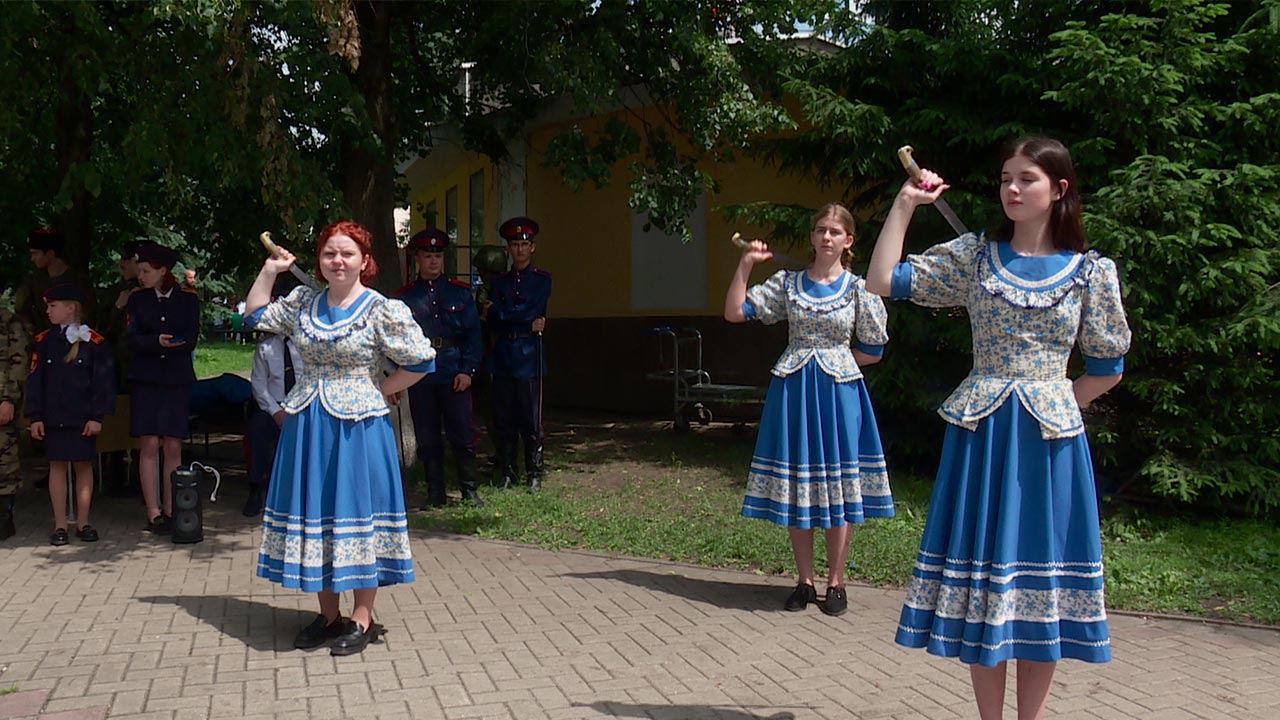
[
  {"x1": 257, "y1": 401, "x2": 415, "y2": 593},
  {"x1": 894, "y1": 395, "x2": 1110, "y2": 666},
  {"x1": 741, "y1": 362, "x2": 894, "y2": 529}
]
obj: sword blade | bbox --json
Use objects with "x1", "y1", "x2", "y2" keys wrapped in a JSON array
[
  {"x1": 933, "y1": 198, "x2": 969, "y2": 237},
  {"x1": 288, "y1": 264, "x2": 322, "y2": 290},
  {"x1": 897, "y1": 145, "x2": 970, "y2": 237}
]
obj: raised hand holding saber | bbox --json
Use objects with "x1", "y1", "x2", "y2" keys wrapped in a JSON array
[
  {"x1": 729, "y1": 232, "x2": 805, "y2": 269},
  {"x1": 259, "y1": 232, "x2": 322, "y2": 290},
  {"x1": 897, "y1": 146, "x2": 969, "y2": 237}
]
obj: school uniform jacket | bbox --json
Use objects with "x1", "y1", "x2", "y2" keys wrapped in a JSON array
[
  {"x1": 25, "y1": 326, "x2": 117, "y2": 427},
  {"x1": 125, "y1": 285, "x2": 200, "y2": 385}
]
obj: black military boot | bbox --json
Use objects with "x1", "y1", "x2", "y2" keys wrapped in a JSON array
[
  {"x1": 498, "y1": 443, "x2": 519, "y2": 490},
  {"x1": 456, "y1": 456, "x2": 484, "y2": 507},
  {"x1": 526, "y1": 444, "x2": 544, "y2": 492},
  {"x1": 0, "y1": 494, "x2": 15, "y2": 540},
  {"x1": 425, "y1": 460, "x2": 447, "y2": 508}
]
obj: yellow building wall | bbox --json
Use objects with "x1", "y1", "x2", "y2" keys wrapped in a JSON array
[
  {"x1": 402, "y1": 152, "x2": 503, "y2": 283},
  {"x1": 405, "y1": 104, "x2": 847, "y2": 319}
]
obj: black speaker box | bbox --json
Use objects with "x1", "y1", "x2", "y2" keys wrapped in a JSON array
[{"x1": 171, "y1": 468, "x2": 203, "y2": 544}]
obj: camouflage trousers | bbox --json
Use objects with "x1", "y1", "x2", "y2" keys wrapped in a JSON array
[{"x1": 0, "y1": 425, "x2": 19, "y2": 496}]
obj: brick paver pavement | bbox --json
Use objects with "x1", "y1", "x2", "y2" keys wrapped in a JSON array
[{"x1": 2, "y1": 491, "x2": 1278, "y2": 720}]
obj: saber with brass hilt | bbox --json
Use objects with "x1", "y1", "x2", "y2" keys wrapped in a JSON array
[
  {"x1": 259, "y1": 232, "x2": 321, "y2": 290},
  {"x1": 896, "y1": 145, "x2": 969, "y2": 237},
  {"x1": 730, "y1": 232, "x2": 805, "y2": 269}
]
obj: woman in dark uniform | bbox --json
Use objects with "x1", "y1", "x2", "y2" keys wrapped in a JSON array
[
  {"x1": 125, "y1": 244, "x2": 200, "y2": 533},
  {"x1": 26, "y1": 284, "x2": 116, "y2": 545}
]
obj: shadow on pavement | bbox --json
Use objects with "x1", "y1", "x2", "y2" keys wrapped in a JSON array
[
  {"x1": 562, "y1": 568, "x2": 787, "y2": 612},
  {"x1": 575, "y1": 701, "x2": 800, "y2": 719},
  {"x1": 135, "y1": 594, "x2": 316, "y2": 652}
]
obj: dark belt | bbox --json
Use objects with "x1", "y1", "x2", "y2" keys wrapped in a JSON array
[
  {"x1": 430, "y1": 336, "x2": 455, "y2": 349},
  {"x1": 504, "y1": 332, "x2": 534, "y2": 339}
]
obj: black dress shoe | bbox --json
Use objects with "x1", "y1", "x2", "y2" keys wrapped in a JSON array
[
  {"x1": 50, "y1": 528, "x2": 69, "y2": 546},
  {"x1": 293, "y1": 615, "x2": 347, "y2": 649},
  {"x1": 821, "y1": 585, "x2": 848, "y2": 617},
  {"x1": 75, "y1": 525, "x2": 100, "y2": 543},
  {"x1": 462, "y1": 489, "x2": 485, "y2": 507},
  {"x1": 331, "y1": 619, "x2": 383, "y2": 656},
  {"x1": 784, "y1": 582, "x2": 817, "y2": 612}
]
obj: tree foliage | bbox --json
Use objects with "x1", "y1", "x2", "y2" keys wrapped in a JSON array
[{"x1": 755, "y1": 0, "x2": 1280, "y2": 509}]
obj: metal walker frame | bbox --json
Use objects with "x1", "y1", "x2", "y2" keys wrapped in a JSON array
[{"x1": 646, "y1": 326, "x2": 766, "y2": 433}]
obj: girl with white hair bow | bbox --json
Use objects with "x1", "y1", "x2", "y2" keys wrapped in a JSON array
[{"x1": 25, "y1": 283, "x2": 116, "y2": 546}]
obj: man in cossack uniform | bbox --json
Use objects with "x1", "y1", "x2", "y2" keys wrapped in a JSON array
[
  {"x1": 396, "y1": 228, "x2": 485, "y2": 507},
  {"x1": 487, "y1": 217, "x2": 552, "y2": 490},
  {"x1": 14, "y1": 229, "x2": 94, "y2": 345}
]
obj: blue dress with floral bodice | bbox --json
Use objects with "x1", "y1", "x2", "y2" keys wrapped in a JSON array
[
  {"x1": 246, "y1": 286, "x2": 436, "y2": 593},
  {"x1": 890, "y1": 234, "x2": 1131, "y2": 666},
  {"x1": 740, "y1": 270, "x2": 894, "y2": 528}
]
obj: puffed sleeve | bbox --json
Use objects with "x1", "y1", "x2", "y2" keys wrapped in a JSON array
[
  {"x1": 744, "y1": 270, "x2": 790, "y2": 325},
  {"x1": 1078, "y1": 255, "x2": 1131, "y2": 376},
  {"x1": 244, "y1": 285, "x2": 313, "y2": 337},
  {"x1": 376, "y1": 299, "x2": 437, "y2": 373},
  {"x1": 891, "y1": 232, "x2": 984, "y2": 308},
  {"x1": 853, "y1": 278, "x2": 889, "y2": 356}
]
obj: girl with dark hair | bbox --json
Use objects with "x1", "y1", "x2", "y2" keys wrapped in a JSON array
[
  {"x1": 725, "y1": 203, "x2": 894, "y2": 617},
  {"x1": 243, "y1": 220, "x2": 435, "y2": 656},
  {"x1": 865, "y1": 137, "x2": 1131, "y2": 719},
  {"x1": 126, "y1": 243, "x2": 200, "y2": 534}
]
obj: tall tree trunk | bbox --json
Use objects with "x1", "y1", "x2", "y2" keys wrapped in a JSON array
[
  {"x1": 339, "y1": 0, "x2": 400, "y2": 293},
  {"x1": 55, "y1": 57, "x2": 93, "y2": 275}
]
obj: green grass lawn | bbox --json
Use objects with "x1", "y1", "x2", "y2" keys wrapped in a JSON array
[
  {"x1": 195, "y1": 337, "x2": 1280, "y2": 625},
  {"x1": 410, "y1": 418, "x2": 1280, "y2": 625},
  {"x1": 194, "y1": 338, "x2": 255, "y2": 378}
]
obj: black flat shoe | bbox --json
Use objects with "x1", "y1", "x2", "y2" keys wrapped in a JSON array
[
  {"x1": 50, "y1": 528, "x2": 69, "y2": 546},
  {"x1": 784, "y1": 582, "x2": 817, "y2": 612},
  {"x1": 462, "y1": 489, "x2": 485, "y2": 507},
  {"x1": 75, "y1": 525, "x2": 100, "y2": 543},
  {"x1": 146, "y1": 515, "x2": 172, "y2": 535},
  {"x1": 331, "y1": 619, "x2": 384, "y2": 656},
  {"x1": 821, "y1": 585, "x2": 848, "y2": 617},
  {"x1": 293, "y1": 615, "x2": 348, "y2": 649}
]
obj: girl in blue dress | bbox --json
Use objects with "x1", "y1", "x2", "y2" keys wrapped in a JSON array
[
  {"x1": 866, "y1": 137, "x2": 1131, "y2": 719},
  {"x1": 244, "y1": 221, "x2": 435, "y2": 656},
  {"x1": 724, "y1": 203, "x2": 894, "y2": 617}
]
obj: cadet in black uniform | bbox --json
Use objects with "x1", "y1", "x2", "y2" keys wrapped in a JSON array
[
  {"x1": 25, "y1": 284, "x2": 116, "y2": 545},
  {"x1": 488, "y1": 217, "x2": 552, "y2": 490},
  {"x1": 396, "y1": 229, "x2": 485, "y2": 507},
  {"x1": 125, "y1": 244, "x2": 201, "y2": 533},
  {"x1": 100, "y1": 241, "x2": 144, "y2": 496}
]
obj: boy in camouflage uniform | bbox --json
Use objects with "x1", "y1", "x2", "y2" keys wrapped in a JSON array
[{"x1": 0, "y1": 302, "x2": 25, "y2": 540}]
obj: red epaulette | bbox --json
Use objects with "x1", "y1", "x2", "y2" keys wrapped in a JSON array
[
  {"x1": 448, "y1": 278, "x2": 471, "y2": 290},
  {"x1": 394, "y1": 281, "x2": 415, "y2": 297},
  {"x1": 29, "y1": 350, "x2": 38, "y2": 374},
  {"x1": 90, "y1": 329, "x2": 106, "y2": 345},
  {"x1": 33, "y1": 329, "x2": 49, "y2": 343},
  {"x1": 531, "y1": 266, "x2": 552, "y2": 278}
]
